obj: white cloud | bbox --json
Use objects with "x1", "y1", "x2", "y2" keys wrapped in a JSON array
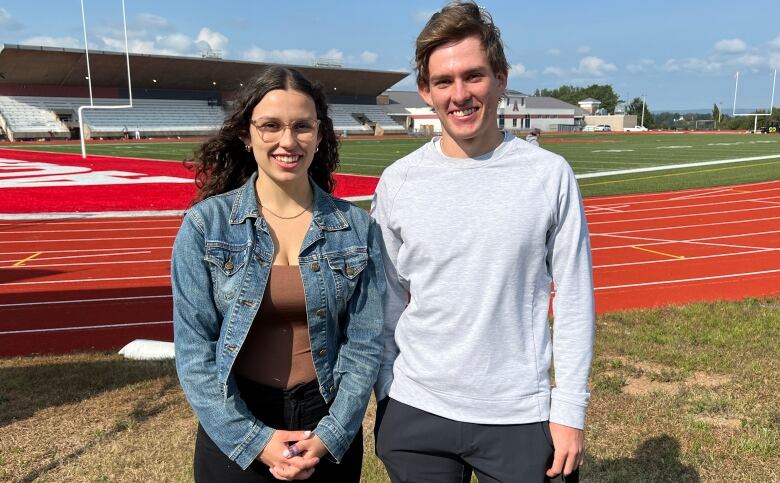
[
  {"x1": 197, "y1": 27, "x2": 229, "y2": 54},
  {"x1": 243, "y1": 46, "x2": 316, "y2": 65},
  {"x1": 158, "y1": 33, "x2": 192, "y2": 53},
  {"x1": 543, "y1": 66, "x2": 565, "y2": 77},
  {"x1": 22, "y1": 36, "x2": 81, "y2": 49},
  {"x1": 770, "y1": 35, "x2": 780, "y2": 50},
  {"x1": 714, "y1": 38, "x2": 747, "y2": 53},
  {"x1": 734, "y1": 53, "x2": 766, "y2": 67},
  {"x1": 413, "y1": 10, "x2": 436, "y2": 22},
  {"x1": 626, "y1": 59, "x2": 655, "y2": 73},
  {"x1": 663, "y1": 57, "x2": 721, "y2": 73},
  {"x1": 135, "y1": 13, "x2": 172, "y2": 31},
  {"x1": 509, "y1": 63, "x2": 535, "y2": 78},
  {"x1": 359, "y1": 51, "x2": 379, "y2": 64},
  {"x1": 573, "y1": 56, "x2": 617, "y2": 76},
  {"x1": 0, "y1": 7, "x2": 23, "y2": 31},
  {"x1": 576, "y1": 46, "x2": 590, "y2": 54},
  {"x1": 322, "y1": 48, "x2": 344, "y2": 62},
  {"x1": 546, "y1": 48, "x2": 561, "y2": 56}
]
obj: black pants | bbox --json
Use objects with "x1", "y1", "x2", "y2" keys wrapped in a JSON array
[
  {"x1": 194, "y1": 377, "x2": 363, "y2": 482},
  {"x1": 376, "y1": 398, "x2": 559, "y2": 483}
]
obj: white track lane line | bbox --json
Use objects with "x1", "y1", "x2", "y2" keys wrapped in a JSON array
[
  {"x1": 590, "y1": 186, "x2": 780, "y2": 209},
  {"x1": 0, "y1": 320, "x2": 172, "y2": 335},
  {"x1": 0, "y1": 235, "x2": 175, "y2": 244},
  {"x1": 5, "y1": 226, "x2": 180, "y2": 235},
  {"x1": 595, "y1": 269, "x2": 780, "y2": 291},
  {"x1": 594, "y1": 248, "x2": 775, "y2": 269},
  {"x1": 587, "y1": 205, "x2": 779, "y2": 226},
  {"x1": 0, "y1": 210, "x2": 185, "y2": 220},
  {"x1": 0, "y1": 245, "x2": 171, "y2": 256},
  {"x1": 593, "y1": 215, "x2": 780, "y2": 236},
  {"x1": 2, "y1": 258, "x2": 170, "y2": 269},
  {"x1": 585, "y1": 195, "x2": 780, "y2": 217},
  {"x1": 0, "y1": 250, "x2": 151, "y2": 264},
  {"x1": 585, "y1": 179, "x2": 780, "y2": 205},
  {"x1": 0, "y1": 294, "x2": 171, "y2": 308},
  {"x1": 593, "y1": 231, "x2": 777, "y2": 251},
  {"x1": 2, "y1": 275, "x2": 169, "y2": 287},
  {"x1": 0, "y1": 218, "x2": 181, "y2": 227}
]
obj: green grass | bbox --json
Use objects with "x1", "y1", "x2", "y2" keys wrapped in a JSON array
[
  {"x1": 5, "y1": 132, "x2": 780, "y2": 197},
  {"x1": 2, "y1": 297, "x2": 778, "y2": 481}
]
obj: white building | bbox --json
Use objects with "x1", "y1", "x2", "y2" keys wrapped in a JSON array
[{"x1": 382, "y1": 89, "x2": 585, "y2": 133}]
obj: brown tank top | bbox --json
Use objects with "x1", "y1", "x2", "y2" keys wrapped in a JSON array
[{"x1": 233, "y1": 265, "x2": 317, "y2": 389}]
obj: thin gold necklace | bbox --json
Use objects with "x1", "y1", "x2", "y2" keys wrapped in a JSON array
[{"x1": 257, "y1": 194, "x2": 313, "y2": 220}]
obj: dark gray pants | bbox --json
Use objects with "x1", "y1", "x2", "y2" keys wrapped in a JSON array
[{"x1": 376, "y1": 398, "x2": 558, "y2": 483}]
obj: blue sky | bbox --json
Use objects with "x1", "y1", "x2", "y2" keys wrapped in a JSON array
[{"x1": 1, "y1": 1, "x2": 778, "y2": 111}]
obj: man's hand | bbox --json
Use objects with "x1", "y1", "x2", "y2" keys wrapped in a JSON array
[
  {"x1": 545, "y1": 422, "x2": 584, "y2": 479},
  {"x1": 258, "y1": 430, "x2": 319, "y2": 481}
]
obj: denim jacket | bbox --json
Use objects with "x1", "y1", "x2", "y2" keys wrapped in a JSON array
[{"x1": 172, "y1": 172, "x2": 385, "y2": 469}]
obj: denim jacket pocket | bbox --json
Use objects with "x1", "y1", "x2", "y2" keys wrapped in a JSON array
[
  {"x1": 204, "y1": 241, "x2": 250, "y2": 305},
  {"x1": 326, "y1": 249, "x2": 368, "y2": 302}
]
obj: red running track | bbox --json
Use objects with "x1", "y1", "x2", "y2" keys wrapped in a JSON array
[{"x1": 2, "y1": 180, "x2": 779, "y2": 357}]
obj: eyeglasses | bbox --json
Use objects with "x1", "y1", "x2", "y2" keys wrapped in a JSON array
[{"x1": 250, "y1": 118, "x2": 320, "y2": 143}]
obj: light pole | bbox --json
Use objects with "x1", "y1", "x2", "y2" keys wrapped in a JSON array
[{"x1": 641, "y1": 95, "x2": 646, "y2": 127}]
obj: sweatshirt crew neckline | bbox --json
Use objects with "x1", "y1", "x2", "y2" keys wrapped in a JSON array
[{"x1": 427, "y1": 130, "x2": 515, "y2": 169}]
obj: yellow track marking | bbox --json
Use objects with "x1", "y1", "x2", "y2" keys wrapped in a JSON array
[
  {"x1": 13, "y1": 252, "x2": 42, "y2": 267},
  {"x1": 630, "y1": 246, "x2": 685, "y2": 259}
]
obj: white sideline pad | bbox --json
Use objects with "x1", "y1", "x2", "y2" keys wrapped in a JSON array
[{"x1": 118, "y1": 339, "x2": 175, "y2": 360}]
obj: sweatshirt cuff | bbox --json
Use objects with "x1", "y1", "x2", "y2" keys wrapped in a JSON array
[{"x1": 549, "y1": 391, "x2": 589, "y2": 429}]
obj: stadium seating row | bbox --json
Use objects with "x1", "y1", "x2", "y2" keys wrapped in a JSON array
[{"x1": 0, "y1": 96, "x2": 406, "y2": 140}]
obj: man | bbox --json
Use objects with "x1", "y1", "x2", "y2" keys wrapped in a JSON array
[
  {"x1": 371, "y1": 2, "x2": 595, "y2": 482},
  {"x1": 526, "y1": 127, "x2": 541, "y2": 146}
]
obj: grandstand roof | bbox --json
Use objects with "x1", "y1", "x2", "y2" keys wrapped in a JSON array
[{"x1": 0, "y1": 44, "x2": 408, "y2": 97}]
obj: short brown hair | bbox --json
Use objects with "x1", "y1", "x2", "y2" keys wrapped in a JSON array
[{"x1": 415, "y1": 1, "x2": 509, "y2": 87}]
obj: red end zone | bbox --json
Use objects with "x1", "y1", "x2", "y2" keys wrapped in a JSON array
[{"x1": 0, "y1": 148, "x2": 378, "y2": 213}]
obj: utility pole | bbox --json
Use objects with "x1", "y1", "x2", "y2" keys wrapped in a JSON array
[{"x1": 641, "y1": 95, "x2": 646, "y2": 127}]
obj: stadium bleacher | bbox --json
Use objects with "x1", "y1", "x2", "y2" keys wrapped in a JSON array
[
  {"x1": 329, "y1": 104, "x2": 406, "y2": 134},
  {"x1": 0, "y1": 96, "x2": 226, "y2": 140}
]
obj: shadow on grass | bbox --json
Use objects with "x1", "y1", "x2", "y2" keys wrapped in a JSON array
[
  {"x1": 0, "y1": 356, "x2": 177, "y2": 428},
  {"x1": 585, "y1": 435, "x2": 700, "y2": 482},
  {"x1": 14, "y1": 374, "x2": 181, "y2": 483}
]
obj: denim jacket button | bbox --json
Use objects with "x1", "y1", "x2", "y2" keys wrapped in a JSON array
[
  {"x1": 315, "y1": 308, "x2": 326, "y2": 317},
  {"x1": 318, "y1": 348, "x2": 327, "y2": 357},
  {"x1": 328, "y1": 385, "x2": 334, "y2": 393},
  {"x1": 345, "y1": 266, "x2": 354, "y2": 276},
  {"x1": 311, "y1": 262, "x2": 320, "y2": 272},
  {"x1": 224, "y1": 258, "x2": 234, "y2": 271}
]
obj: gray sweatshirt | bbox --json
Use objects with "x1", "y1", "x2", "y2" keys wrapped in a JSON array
[{"x1": 371, "y1": 132, "x2": 595, "y2": 429}]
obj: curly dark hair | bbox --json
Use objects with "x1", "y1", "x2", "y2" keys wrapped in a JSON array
[{"x1": 186, "y1": 66, "x2": 339, "y2": 203}]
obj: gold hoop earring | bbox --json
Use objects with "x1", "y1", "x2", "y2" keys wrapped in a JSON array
[{"x1": 245, "y1": 144, "x2": 252, "y2": 152}]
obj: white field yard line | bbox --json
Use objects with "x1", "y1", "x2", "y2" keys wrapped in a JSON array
[
  {"x1": 593, "y1": 248, "x2": 776, "y2": 269},
  {"x1": 576, "y1": 154, "x2": 780, "y2": 179},
  {"x1": 0, "y1": 294, "x2": 171, "y2": 308},
  {"x1": 594, "y1": 269, "x2": 780, "y2": 291},
  {"x1": 0, "y1": 320, "x2": 172, "y2": 336}
]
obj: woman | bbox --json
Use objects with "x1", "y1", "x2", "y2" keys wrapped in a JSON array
[{"x1": 172, "y1": 66, "x2": 385, "y2": 482}]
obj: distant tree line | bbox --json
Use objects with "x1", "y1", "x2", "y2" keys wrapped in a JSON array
[{"x1": 537, "y1": 83, "x2": 780, "y2": 131}]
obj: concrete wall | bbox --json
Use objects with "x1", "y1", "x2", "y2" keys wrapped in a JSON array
[{"x1": 584, "y1": 114, "x2": 637, "y2": 131}]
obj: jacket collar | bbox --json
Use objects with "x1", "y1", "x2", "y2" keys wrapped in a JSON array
[{"x1": 230, "y1": 172, "x2": 349, "y2": 231}]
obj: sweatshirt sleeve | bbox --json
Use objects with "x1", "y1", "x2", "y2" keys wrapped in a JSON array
[
  {"x1": 369, "y1": 176, "x2": 409, "y2": 401},
  {"x1": 546, "y1": 162, "x2": 596, "y2": 429}
]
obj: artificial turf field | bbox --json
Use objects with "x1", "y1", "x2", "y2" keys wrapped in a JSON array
[{"x1": 5, "y1": 132, "x2": 780, "y2": 197}]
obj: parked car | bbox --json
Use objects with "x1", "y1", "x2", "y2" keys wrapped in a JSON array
[
  {"x1": 623, "y1": 125, "x2": 649, "y2": 132},
  {"x1": 583, "y1": 124, "x2": 611, "y2": 132}
]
